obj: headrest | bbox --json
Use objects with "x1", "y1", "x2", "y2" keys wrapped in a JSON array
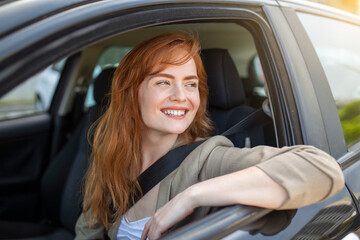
[
  {"x1": 201, "y1": 49, "x2": 246, "y2": 109},
  {"x1": 93, "y1": 67, "x2": 116, "y2": 105},
  {"x1": 244, "y1": 55, "x2": 265, "y2": 95}
]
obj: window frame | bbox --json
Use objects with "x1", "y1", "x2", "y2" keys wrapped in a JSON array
[
  {"x1": 296, "y1": 11, "x2": 360, "y2": 150},
  {"x1": 264, "y1": 5, "x2": 348, "y2": 159},
  {"x1": 0, "y1": 2, "x2": 302, "y2": 147},
  {"x1": 281, "y1": 7, "x2": 360, "y2": 161},
  {"x1": 0, "y1": 2, "x2": 309, "y2": 238}
]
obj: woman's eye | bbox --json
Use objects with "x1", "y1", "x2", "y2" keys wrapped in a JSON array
[
  {"x1": 156, "y1": 80, "x2": 170, "y2": 86},
  {"x1": 186, "y1": 82, "x2": 198, "y2": 88}
]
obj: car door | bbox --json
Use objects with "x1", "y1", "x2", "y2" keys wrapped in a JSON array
[
  {"x1": 0, "y1": 0, "x2": 267, "y2": 231},
  {"x1": 280, "y1": 3, "x2": 360, "y2": 238},
  {"x1": 0, "y1": 0, "x2": 86, "y2": 226},
  {"x1": 0, "y1": 0, "x2": 359, "y2": 239},
  {"x1": 0, "y1": 62, "x2": 65, "y2": 222}
]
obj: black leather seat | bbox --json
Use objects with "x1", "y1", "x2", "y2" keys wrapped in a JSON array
[
  {"x1": 0, "y1": 68, "x2": 115, "y2": 240},
  {"x1": 201, "y1": 49, "x2": 264, "y2": 147}
]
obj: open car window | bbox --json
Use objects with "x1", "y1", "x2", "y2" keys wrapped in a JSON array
[
  {"x1": 80, "y1": 22, "x2": 277, "y2": 149},
  {"x1": 0, "y1": 4, "x2": 288, "y2": 238}
]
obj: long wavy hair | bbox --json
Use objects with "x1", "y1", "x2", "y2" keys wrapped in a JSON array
[{"x1": 83, "y1": 32, "x2": 213, "y2": 229}]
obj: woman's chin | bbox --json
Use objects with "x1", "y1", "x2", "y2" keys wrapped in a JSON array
[
  {"x1": 168, "y1": 129, "x2": 187, "y2": 135},
  {"x1": 164, "y1": 127, "x2": 188, "y2": 135}
]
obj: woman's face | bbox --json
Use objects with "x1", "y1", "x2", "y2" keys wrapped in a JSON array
[{"x1": 138, "y1": 57, "x2": 200, "y2": 137}]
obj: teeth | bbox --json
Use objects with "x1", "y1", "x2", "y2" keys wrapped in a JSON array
[{"x1": 163, "y1": 109, "x2": 185, "y2": 116}]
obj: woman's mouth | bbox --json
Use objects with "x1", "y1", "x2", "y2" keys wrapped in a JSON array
[{"x1": 161, "y1": 108, "x2": 188, "y2": 119}]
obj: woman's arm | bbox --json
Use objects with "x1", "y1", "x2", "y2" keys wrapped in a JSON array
[
  {"x1": 142, "y1": 140, "x2": 345, "y2": 240},
  {"x1": 141, "y1": 166, "x2": 287, "y2": 240},
  {"x1": 190, "y1": 166, "x2": 288, "y2": 208}
]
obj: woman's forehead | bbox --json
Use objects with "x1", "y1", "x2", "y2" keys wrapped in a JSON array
[{"x1": 149, "y1": 58, "x2": 197, "y2": 76}]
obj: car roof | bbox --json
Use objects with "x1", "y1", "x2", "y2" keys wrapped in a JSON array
[
  {"x1": 1, "y1": 0, "x2": 359, "y2": 40},
  {"x1": 0, "y1": 0, "x2": 273, "y2": 39}
]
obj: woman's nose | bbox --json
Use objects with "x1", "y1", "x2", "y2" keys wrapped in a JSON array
[{"x1": 170, "y1": 84, "x2": 186, "y2": 102}]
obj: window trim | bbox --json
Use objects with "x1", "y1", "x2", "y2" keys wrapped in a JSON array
[
  {"x1": 0, "y1": 3, "x2": 304, "y2": 237},
  {"x1": 281, "y1": 7, "x2": 348, "y2": 159},
  {"x1": 0, "y1": 2, "x2": 301, "y2": 148}
]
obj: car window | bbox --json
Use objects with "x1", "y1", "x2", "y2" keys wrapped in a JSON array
[
  {"x1": 298, "y1": 13, "x2": 360, "y2": 149},
  {"x1": 84, "y1": 46, "x2": 132, "y2": 108},
  {"x1": 0, "y1": 60, "x2": 65, "y2": 120}
]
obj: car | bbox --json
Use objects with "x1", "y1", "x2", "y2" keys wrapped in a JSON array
[{"x1": 0, "y1": 0, "x2": 359, "y2": 239}]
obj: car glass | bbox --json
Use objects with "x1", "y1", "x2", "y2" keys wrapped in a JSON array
[
  {"x1": 84, "y1": 46, "x2": 132, "y2": 108},
  {"x1": 0, "y1": 59, "x2": 65, "y2": 120},
  {"x1": 298, "y1": 12, "x2": 360, "y2": 149}
]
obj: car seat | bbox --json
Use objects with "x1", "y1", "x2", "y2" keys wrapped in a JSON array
[
  {"x1": 0, "y1": 68, "x2": 115, "y2": 240},
  {"x1": 201, "y1": 48, "x2": 265, "y2": 147}
]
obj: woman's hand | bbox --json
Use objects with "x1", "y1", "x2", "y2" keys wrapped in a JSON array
[
  {"x1": 141, "y1": 166, "x2": 288, "y2": 239},
  {"x1": 141, "y1": 188, "x2": 196, "y2": 240}
]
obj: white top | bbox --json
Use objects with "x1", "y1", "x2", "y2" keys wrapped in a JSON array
[{"x1": 117, "y1": 215, "x2": 151, "y2": 240}]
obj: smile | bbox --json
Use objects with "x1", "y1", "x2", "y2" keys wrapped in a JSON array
[{"x1": 161, "y1": 109, "x2": 187, "y2": 117}]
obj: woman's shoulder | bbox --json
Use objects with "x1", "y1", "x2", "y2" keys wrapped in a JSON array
[
  {"x1": 192, "y1": 135, "x2": 235, "y2": 155},
  {"x1": 173, "y1": 135, "x2": 235, "y2": 172},
  {"x1": 194, "y1": 135, "x2": 234, "y2": 149},
  {"x1": 172, "y1": 135, "x2": 233, "y2": 150}
]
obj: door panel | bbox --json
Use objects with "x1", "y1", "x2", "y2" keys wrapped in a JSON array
[{"x1": 0, "y1": 114, "x2": 52, "y2": 221}]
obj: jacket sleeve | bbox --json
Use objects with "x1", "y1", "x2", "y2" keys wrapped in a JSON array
[
  {"x1": 199, "y1": 136, "x2": 345, "y2": 209},
  {"x1": 74, "y1": 211, "x2": 107, "y2": 240}
]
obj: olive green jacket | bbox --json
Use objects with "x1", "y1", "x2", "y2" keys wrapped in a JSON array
[{"x1": 75, "y1": 136, "x2": 344, "y2": 239}]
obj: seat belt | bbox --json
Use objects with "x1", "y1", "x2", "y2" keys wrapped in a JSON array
[
  {"x1": 137, "y1": 140, "x2": 205, "y2": 197},
  {"x1": 136, "y1": 108, "x2": 269, "y2": 200},
  {"x1": 221, "y1": 108, "x2": 269, "y2": 137}
]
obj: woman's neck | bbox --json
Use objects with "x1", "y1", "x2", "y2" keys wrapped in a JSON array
[{"x1": 140, "y1": 132, "x2": 178, "y2": 173}]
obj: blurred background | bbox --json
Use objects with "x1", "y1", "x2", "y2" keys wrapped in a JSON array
[{"x1": 309, "y1": 0, "x2": 360, "y2": 15}]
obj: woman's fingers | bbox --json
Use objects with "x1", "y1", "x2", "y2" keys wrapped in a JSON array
[
  {"x1": 141, "y1": 218, "x2": 152, "y2": 240},
  {"x1": 142, "y1": 189, "x2": 195, "y2": 239},
  {"x1": 142, "y1": 217, "x2": 163, "y2": 240},
  {"x1": 145, "y1": 213, "x2": 166, "y2": 240}
]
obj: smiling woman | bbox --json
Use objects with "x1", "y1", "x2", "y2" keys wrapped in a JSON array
[{"x1": 75, "y1": 32, "x2": 344, "y2": 240}]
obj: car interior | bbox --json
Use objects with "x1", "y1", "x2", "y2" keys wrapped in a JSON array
[{"x1": 0, "y1": 22, "x2": 277, "y2": 239}]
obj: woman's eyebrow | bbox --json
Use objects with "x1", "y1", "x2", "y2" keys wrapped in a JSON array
[
  {"x1": 184, "y1": 75, "x2": 199, "y2": 80},
  {"x1": 150, "y1": 73, "x2": 174, "y2": 79},
  {"x1": 150, "y1": 73, "x2": 199, "y2": 80}
]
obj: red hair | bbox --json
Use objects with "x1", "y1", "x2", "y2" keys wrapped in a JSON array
[{"x1": 83, "y1": 32, "x2": 213, "y2": 228}]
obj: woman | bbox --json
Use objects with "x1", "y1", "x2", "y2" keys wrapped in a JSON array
[{"x1": 75, "y1": 33, "x2": 344, "y2": 240}]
